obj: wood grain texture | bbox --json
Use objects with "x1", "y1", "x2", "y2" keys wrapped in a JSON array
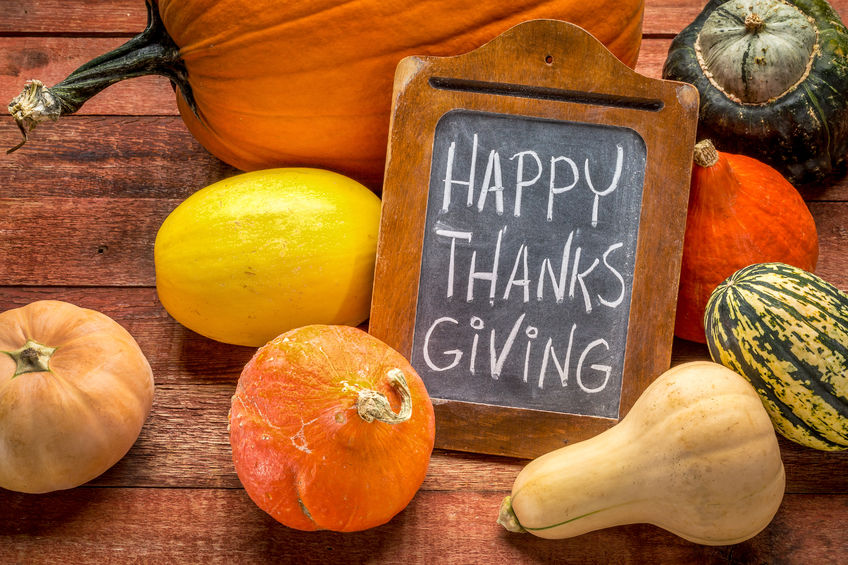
[
  {"x1": 0, "y1": 0, "x2": 712, "y2": 37},
  {"x1": 80, "y1": 384, "x2": 848, "y2": 495},
  {"x1": 2, "y1": 197, "x2": 846, "y2": 290},
  {"x1": 3, "y1": 0, "x2": 847, "y2": 36},
  {"x1": 0, "y1": 117, "x2": 239, "y2": 198},
  {"x1": 0, "y1": 196, "x2": 171, "y2": 286},
  {"x1": 0, "y1": 488, "x2": 845, "y2": 564},
  {"x1": 2, "y1": 0, "x2": 848, "y2": 562},
  {"x1": 4, "y1": 114, "x2": 846, "y2": 202},
  {"x1": 0, "y1": 1, "x2": 144, "y2": 34}
]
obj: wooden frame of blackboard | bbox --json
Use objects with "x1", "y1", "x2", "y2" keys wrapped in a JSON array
[{"x1": 370, "y1": 19, "x2": 699, "y2": 459}]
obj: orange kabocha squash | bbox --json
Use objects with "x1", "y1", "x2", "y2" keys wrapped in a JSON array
[
  {"x1": 675, "y1": 140, "x2": 819, "y2": 343},
  {"x1": 229, "y1": 325, "x2": 436, "y2": 532},
  {"x1": 9, "y1": 0, "x2": 645, "y2": 188}
]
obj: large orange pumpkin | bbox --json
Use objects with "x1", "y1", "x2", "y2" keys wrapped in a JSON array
[
  {"x1": 10, "y1": 0, "x2": 645, "y2": 187},
  {"x1": 229, "y1": 325, "x2": 436, "y2": 532}
]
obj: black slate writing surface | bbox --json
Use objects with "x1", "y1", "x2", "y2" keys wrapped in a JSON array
[{"x1": 410, "y1": 109, "x2": 647, "y2": 418}]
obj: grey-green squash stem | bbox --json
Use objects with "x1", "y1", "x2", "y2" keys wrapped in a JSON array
[{"x1": 7, "y1": 0, "x2": 195, "y2": 153}]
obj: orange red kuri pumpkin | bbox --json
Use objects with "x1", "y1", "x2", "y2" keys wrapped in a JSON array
[
  {"x1": 675, "y1": 140, "x2": 819, "y2": 343},
  {"x1": 229, "y1": 325, "x2": 436, "y2": 532}
]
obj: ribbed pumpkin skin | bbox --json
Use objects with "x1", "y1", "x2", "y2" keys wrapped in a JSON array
[
  {"x1": 705, "y1": 263, "x2": 848, "y2": 451},
  {"x1": 0, "y1": 301, "x2": 154, "y2": 493},
  {"x1": 157, "y1": 0, "x2": 645, "y2": 186}
]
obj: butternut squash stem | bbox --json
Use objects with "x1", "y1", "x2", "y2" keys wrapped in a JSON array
[
  {"x1": 7, "y1": 0, "x2": 194, "y2": 154},
  {"x1": 497, "y1": 496, "x2": 527, "y2": 533},
  {"x1": 354, "y1": 369, "x2": 413, "y2": 425},
  {"x1": 2, "y1": 339, "x2": 56, "y2": 377}
]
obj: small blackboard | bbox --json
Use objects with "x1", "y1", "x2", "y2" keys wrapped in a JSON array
[
  {"x1": 370, "y1": 20, "x2": 699, "y2": 458},
  {"x1": 411, "y1": 111, "x2": 646, "y2": 418}
]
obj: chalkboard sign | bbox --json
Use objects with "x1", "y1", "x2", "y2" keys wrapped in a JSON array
[
  {"x1": 370, "y1": 20, "x2": 699, "y2": 458},
  {"x1": 412, "y1": 110, "x2": 646, "y2": 418}
]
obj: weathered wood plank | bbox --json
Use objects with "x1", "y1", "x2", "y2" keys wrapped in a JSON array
[
  {"x1": 5, "y1": 116, "x2": 848, "y2": 201},
  {"x1": 3, "y1": 0, "x2": 847, "y2": 37},
  {"x1": 811, "y1": 202, "x2": 848, "y2": 287},
  {"x1": 2, "y1": 117, "x2": 238, "y2": 199},
  {"x1": 5, "y1": 114, "x2": 848, "y2": 201},
  {"x1": 0, "y1": 1, "x2": 144, "y2": 35},
  {"x1": 104, "y1": 383, "x2": 848, "y2": 494},
  {"x1": 2, "y1": 197, "x2": 844, "y2": 288},
  {"x1": 728, "y1": 495, "x2": 848, "y2": 563},
  {"x1": 0, "y1": 486, "x2": 844, "y2": 564},
  {"x1": 0, "y1": 196, "x2": 172, "y2": 286},
  {"x1": 0, "y1": 0, "x2": 704, "y2": 37},
  {"x1": 7, "y1": 115, "x2": 848, "y2": 201},
  {"x1": 103, "y1": 383, "x2": 532, "y2": 492}
]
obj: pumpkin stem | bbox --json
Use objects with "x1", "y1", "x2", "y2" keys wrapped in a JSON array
[
  {"x1": 693, "y1": 140, "x2": 720, "y2": 168},
  {"x1": 353, "y1": 368, "x2": 413, "y2": 425},
  {"x1": 7, "y1": 0, "x2": 195, "y2": 154},
  {"x1": 3, "y1": 339, "x2": 57, "y2": 377}
]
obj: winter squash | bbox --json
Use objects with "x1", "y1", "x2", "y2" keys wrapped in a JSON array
[
  {"x1": 662, "y1": 0, "x2": 848, "y2": 186},
  {"x1": 154, "y1": 168, "x2": 381, "y2": 347},
  {"x1": 705, "y1": 262, "x2": 848, "y2": 451},
  {"x1": 674, "y1": 140, "x2": 818, "y2": 343},
  {"x1": 498, "y1": 361, "x2": 785, "y2": 545},
  {"x1": 229, "y1": 325, "x2": 436, "y2": 532},
  {"x1": 8, "y1": 0, "x2": 646, "y2": 187},
  {"x1": 0, "y1": 300, "x2": 154, "y2": 494}
]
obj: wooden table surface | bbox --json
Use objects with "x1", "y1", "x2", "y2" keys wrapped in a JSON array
[{"x1": 2, "y1": 1, "x2": 847, "y2": 563}]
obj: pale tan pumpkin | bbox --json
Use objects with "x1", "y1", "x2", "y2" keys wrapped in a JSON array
[{"x1": 0, "y1": 300, "x2": 154, "y2": 494}]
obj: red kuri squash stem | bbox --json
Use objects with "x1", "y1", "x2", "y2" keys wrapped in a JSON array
[
  {"x1": 693, "y1": 139, "x2": 720, "y2": 168},
  {"x1": 351, "y1": 369, "x2": 413, "y2": 425},
  {"x1": 7, "y1": 0, "x2": 193, "y2": 154}
]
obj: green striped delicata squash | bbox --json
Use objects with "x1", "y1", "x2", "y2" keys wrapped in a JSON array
[{"x1": 705, "y1": 262, "x2": 848, "y2": 451}]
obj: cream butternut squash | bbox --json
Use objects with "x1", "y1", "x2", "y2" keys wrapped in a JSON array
[{"x1": 498, "y1": 361, "x2": 785, "y2": 545}]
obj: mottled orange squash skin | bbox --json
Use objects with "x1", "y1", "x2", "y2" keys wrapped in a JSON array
[{"x1": 229, "y1": 325, "x2": 436, "y2": 532}]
